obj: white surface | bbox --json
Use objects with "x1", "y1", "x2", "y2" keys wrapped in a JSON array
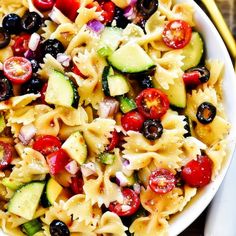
[{"x1": 168, "y1": 0, "x2": 236, "y2": 235}]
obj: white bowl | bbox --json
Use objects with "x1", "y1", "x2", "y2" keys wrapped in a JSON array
[{"x1": 169, "y1": 0, "x2": 236, "y2": 235}]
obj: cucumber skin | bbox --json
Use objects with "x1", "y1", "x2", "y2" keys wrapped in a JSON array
[{"x1": 102, "y1": 66, "x2": 111, "y2": 96}]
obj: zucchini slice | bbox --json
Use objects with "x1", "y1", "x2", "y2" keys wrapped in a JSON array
[
  {"x1": 8, "y1": 182, "x2": 45, "y2": 220},
  {"x1": 107, "y1": 74, "x2": 130, "y2": 96},
  {"x1": 2, "y1": 177, "x2": 23, "y2": 190},
  {"x1": 182, "y1": 32, "x2": 204, "y2": 71},
  {"x1": 62, "y1": 131, "x2": 87, "y2": 165},
  {"x1": 108, "y1": 43, "x2": 155, "y2": 73},
  {"x1": 102, "y1": 66, "x2": 114, "y2": 96}
]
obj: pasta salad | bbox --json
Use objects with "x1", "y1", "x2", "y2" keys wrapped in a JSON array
[{"x1": 0, "y1": 0, "x2": 230, "y2": 235}]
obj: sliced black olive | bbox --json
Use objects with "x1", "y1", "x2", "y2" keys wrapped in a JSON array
[
  {"x1": 183, "y1": 116, "x2": 191, "y2": 138},
  {"x1": 196, "y1": 102, "x2": 216, "y2": 124},
  {"x1": 185, "y1": 66, "x2": 210, "y2": 83},
  {"x1": 140, "y1": 75, "x2": 153, "y2": 89},
  {"x1": 21, "y1": 76, "x2": 43, "y2": 95},
  {"x1": 2, "y1": 13, "x2": 22, "y2": 34},
  {"x1": 49, "y1": 220, "x2": 70, "y2": 236},
  {"x1": 29, "y1": 59, "x2": 40, "y2": 73},
  {"x1": 0, "y1": 77, "x2": 13, "y2": 101},
  {"x1": 41, "y1": 39, "x2": 65, "y2": 58},
  {"x1": 0, "y1": 28, "x2": 11, "y2": 49},
  {"x1": 21, "y1": 12, "x2": 42, "y2": 33},
  {"x1": 142, "y1": 119, "x2": 163, "y2": 140},
  {"x1": 136, "y1": 0, "x2": 159, "y2": 18},
  {"x1": 113, "y1": 7, "x2": 130, "y2": 29}
]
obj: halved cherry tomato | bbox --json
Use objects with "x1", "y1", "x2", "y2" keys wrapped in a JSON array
[
  {"x1": 121, "y1": 111, "x2": 145, "y2": 131},
  {"x1": 33, "y1": 0, "x2": 55, "y2": 11},
  {"x1": 12, "y1": 34, "x2": 30, "y2": 56},
  {"x1": 3, "y1": 57, "x2": 32, "y2": 84},
  {"x1": 71, "y1": 64, "x2": 86, "y2": 78},
  {"x1": 40, "y1": 83, "x2": 48, "y2": 104},
  {"x1": 149, "y1": 168, "x2": 176, "y2": 194},
  {"x1": 107, "y1": 130, "x2": 119, "y2": 151},
  {"x1": 55, "y1": 0, "x2": 80, "y2": 21},
  {"x1": 181, "y1": 155, "x2": 213, "y2": 188},
  {"x1": 33, "y1": 135, "x2": 62, "y2": 156},
  {"x1": 136, "y1": 88, "x2": 169, "y2": 119},
  {"x1": 101, "y1": 1, "x2": 115, "y2": 24},
  {"x1": 0, "y1": 142, "x2": 13, "y2": 170},
  {"x1": 46, "y1": 149, "x2": 70, "y2": 175},
  {"x1": 162, "y1": 20, "x2": 192, "y2": 49},
  {"x1": 109, "y1": 188, "x2": 140, "y2": 216},
  {"x1": 70, "y1": 175, "x2": 84, "y2": 194}
]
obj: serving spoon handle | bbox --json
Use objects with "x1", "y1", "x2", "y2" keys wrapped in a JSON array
[{"x1": 196, "y1": 0, "x2": 236, "y2": 58}]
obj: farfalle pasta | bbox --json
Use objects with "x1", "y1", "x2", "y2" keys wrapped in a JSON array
[{"x1": 0, "y1": 0, "x2": 231, "y2": 235}]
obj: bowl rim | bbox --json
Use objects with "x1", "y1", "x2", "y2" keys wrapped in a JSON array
[{"x1": 169, "y1": 0, "x2": 236, "y2": 235}]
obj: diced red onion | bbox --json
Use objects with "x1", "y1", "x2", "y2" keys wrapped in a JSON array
[
  {"x1": 133, "y1": 183, "x2": 141, "y2": 194},
  {"x1": 56, "y1": 53, "x2": 71, "y2": 67},
  {"x1": 87, "y1": 19, "x2": 105, "y2": 33},
  {"x1": 29, "y1": 33, "x2": 40, "y2": 51},
  {"x1": 116, "y1": 171, "x2": 129, "y2": 187},
  {"x1": 81, "y1": 162, "x2": 96, "y2": 177},
  {"x1": 124, "y1": 6, "x2": 133, "y2": 17},
  {"x1": 18, "y1": 124, "x2": 37, "y2": 145},
  {"x1": 123, "y1": 159, "x2": 130, "y2": 167},
  {"x1": 98, "y1": 98, "x2": 119, "y2": 118},
  {"x1": 49, "y1": 7, "x2": 65, "y2": 24},
  {"x1": 24, "y1": 50, "x2": 35, "y2": 60},
  {"x1": 65, "y1": 160, "x2": 79, "y2": 175},
  {"x1": 129, "y1": 0, "x2": 137, "y2": 5}
]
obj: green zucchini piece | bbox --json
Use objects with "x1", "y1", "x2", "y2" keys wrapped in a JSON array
[
  {"x1": 45, "y1": 71, "x2": 79, "y2": 107},
  {"x1": 99, "y1": 152, "x2": 116, "y2": 165},
  {"x1": 107, "y1": 74, "x2": 130, "y2": 96},
  {"x1": 8, "y1": 182, "x2": 45, "y2": 220},
  {"x1": 102, "y1": 66, "x2": 114, "y2": 96},
  {"x1": 108, "y1": 43, "x2": 155, "y2": 73},
  {"x1": 22, "y1": 219, "x2": 42, "y2": 236},
  {"x1": 119, "y1": 96, "x2": 137, "y2": 113},
  {"x1": 2, "y1": 177, "x2": 23, "y2": 190},
  {"x1": 182, "y1": 32, "x2": 204, "y2": 71},
  {"x1": 62, "y1": 131, "x2": 87, "y2": 165},
  {"x1": 0, "y1": 114, "x2": 5, "y2": 133},
  {"x1": 98, "y1": 27, "x2": 122, "y2": 57}
]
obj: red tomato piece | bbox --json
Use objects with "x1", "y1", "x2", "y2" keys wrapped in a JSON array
[
  {"x1": 40, "y1": 83, "x2": 48, "y2": 104},
  {"x1": 107, "y1": 130, "x2": 119, "y2": 151},
  {"x1": 0, "y1": 142, "x2": 13, "y2": 170},
  {"x1": 33, "y1": 135, "x2": 62, "y2": 156},
  {"x1": 136, "y1": 88, "x2": 169, "y2": 119},
  {"x1": 149, "y1": 168, "x2": 176, "y2": 194},
  {"x1": 101, "y1": 1, "x2": 115, "y2": 24},
  {"x1": 46, "y1": 149, "x2": 70, "y2": 175},
  {"x1": 109, "y1": 188, "x2": 140, "y2": 216},
  {"x1": 181, "y1": 155, "x2": 213, "y2": 188},
  {"x1": 71, "y1": 64, "x2": 86, "y2": 78},
  {"x1": 70, "y1": 175, "x2": 84, "y2": 194},
  {"x1": 33, "y1": 0, "x2": 55, "y2": 11},
  {"x1": 55, "y1": 0, "x2": 80, "y2": 21},
  {"x1": 12, "y1": 34, "x2": 30, "y2": 57},
  {"x1": 182, "y1": 71, "x2": 201, "y2": 88},
  {"x1": 162, "y1": 20, "x2": 192, "y2": 49},
  {"x1": 3, "y1": 57, "x2": 32, "y2": 84},
  {"x1": 121, "y1": 111, "x2": 145, "y2": 132}
]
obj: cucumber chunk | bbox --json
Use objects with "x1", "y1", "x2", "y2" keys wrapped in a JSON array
[
  {"x1": 107, "y1": 74, "x2": 130, "y2": 96},
  {"x1": 119, "y1": 96, "x2": 137, "y2": 113},
  {"x1": 62, "y1": 131, "x2": 87, "y2": 165},
  {"x1": 8, "y1": 182, "x2": 45, "y2": 220},
  {"x1": 22, "y1": 219, "x2": 42, "y2": 236},
  {"x1": 102, "y1": 66, "x2": 114, "y2": 96},
  {"x1": 98, "y1": 27, "x2": 122, "y2": 57},
  {"x1": 108, "y1": 43, "x2": 155, "y2": 73},
  {"x1": 45, "y1": 71, "x2": 79, "y2": 107},
  {"x1": 99, "y1": 152, "x2": 116, "y2": 165},
  {"x1": 153, "y1": 77, "x2": 186, "y2": 108},
  {"x1": 2, "y1": 177, "x2": 23, "y2": 190},
  {"x1": 182, "y1": 32, "x2": 204, "y2": 71}
]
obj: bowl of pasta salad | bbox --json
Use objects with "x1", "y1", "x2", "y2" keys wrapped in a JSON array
[{"x1": 0, "y1": 0, "x2": 235, "y2": 235}]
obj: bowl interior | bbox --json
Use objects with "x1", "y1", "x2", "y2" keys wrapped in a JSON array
[{"x1": 169, "y1": 0, "x2": 236, "y2": 235}]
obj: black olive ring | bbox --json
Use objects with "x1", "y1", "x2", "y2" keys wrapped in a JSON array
[
  {"x1": 142, "y1": 119, "x2": 163, "y2": 140},
  {"x1": 196, "y1": 102, "x2": 217, "y2": 124},
  {"x1": 49, "y1": 220, "x2": 70, "y2": 236},
  {"x1": 0, "y1": 28, "x2": 11, "y2": 49},
  {"x1": 185, "y1": 66, "x2": 210, "y2": 83},
  {"x1": 0, "y1": 77, "x2": 13, "y2": 102}
]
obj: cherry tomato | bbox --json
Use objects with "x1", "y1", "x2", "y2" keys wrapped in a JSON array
[
  {"x1": 121, "y1": 111, "x2": 145, "y2": 132},
  {"x1": 3, "y1": 57, "x2": 32, "y2": 84},
  {"x1": 46, "y1": 149, "x2": 70, "y2": 175},
  {"x1": 12, "y1": 34, "x2": 30, "y2": 56},
  {"x1": 109, "y1": 188, "x2": 140, "y2": 216},
  {"x1": 71, "y1": 64, "x2": 86, "y2": 78},
  {"x1": 162, "y1": 20, "x2": 192, "y2": 49},
  {"x1": 33, "y1": 0, "x2": 55, "y2": 11},
  {"x1": 40, "y1": 83, "x2": 48, "y2": 104},
  {"x1": 149, "y1": 168, "x2": 176, "y2": 194},
  {"x1": 101, "y1": 1, "x2": 115, "y2": 24},
  {"x1": 55, "y1": 0, "x2": 80, "y2": 21},
  {"x1": 107, "y1": 130, "x2": 119, "y2": 151},
  {"x1": 182, "y1": 70, "x2": 201, "y2": 88},
  {"x1": 136, "y1": 88, "x2": 169, "y2": 119},
  {"x1": 181, "y1": 155, "x2": 213, "y2": 188},
  {"x1": 70, "y1": 175, "x2": 84, "y2": 194},
  {"x1": 0, "y1": 142, "x2": 13, "y2": 170},
  {"x1": 33, "y1": 135, "x2": 62, "y2": 156}
]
